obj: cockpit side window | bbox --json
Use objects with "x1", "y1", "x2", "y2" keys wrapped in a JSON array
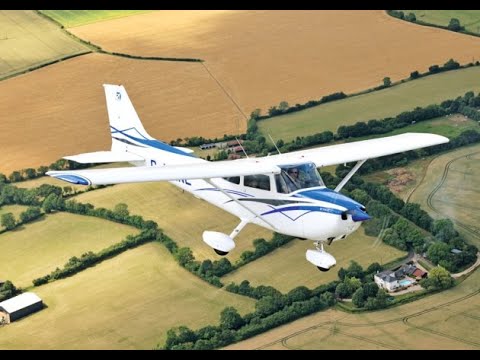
[
  {"x1": 276, "y1": 162, "x2": 324, "y2": 193},
  {"x1": 244, "y1": 174, "x2": 271, "y2": 191}
]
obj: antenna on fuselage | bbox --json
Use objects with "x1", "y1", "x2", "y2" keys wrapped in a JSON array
[
  {"x1": 235, "y1": 137, "x2": 249, "y2": 159},
  {"x1": 267, "y1": 133, "x2": 282, "y2": 155}
]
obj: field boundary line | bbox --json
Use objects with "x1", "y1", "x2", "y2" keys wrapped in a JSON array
[{"x1": 35, "y1": 11, "x2": 205, "y2": 63}]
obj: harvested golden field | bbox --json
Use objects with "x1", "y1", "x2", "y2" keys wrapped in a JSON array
[
  {"x1": 71, "y1": 10, "x2": 480, "y2": 115},
  {"x1": 0, "y1": 53, "x2": 244, "y2": 174}
]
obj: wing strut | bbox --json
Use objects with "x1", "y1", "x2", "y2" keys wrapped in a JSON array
[
  {"x1": 205, "y1": 179, "x2": 278, "y2": 230},
  {"x1": 334, "y1": 159, "x2": 367, "y2": 192}
]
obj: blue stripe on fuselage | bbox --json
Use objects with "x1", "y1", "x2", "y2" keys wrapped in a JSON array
[
  {"x1": 296, "y1": 188, "x2": 363, "y2": 210},
  {"x1": 261, "y1": 205, "x2": 343, "y2": 217}
]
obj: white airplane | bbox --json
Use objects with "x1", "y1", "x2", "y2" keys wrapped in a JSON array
[{"x1": 47, "y1": 85, "x2": 449, "y2": 271}]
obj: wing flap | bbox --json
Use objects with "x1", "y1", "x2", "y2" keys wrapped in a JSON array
[
  {"x1": 64, "y1": 151, "x2": 145, "y2": 164},
  {"x1": 47, "y1": 160, "x2": 281, "y2": 185}
]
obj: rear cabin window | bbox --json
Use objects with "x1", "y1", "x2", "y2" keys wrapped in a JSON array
[
  {"x1": 244, "y1": 175, "x2": 271, "y2": 191},
  {"x1": 224, "y1": 176, "x2": 240, "y2": 184}
]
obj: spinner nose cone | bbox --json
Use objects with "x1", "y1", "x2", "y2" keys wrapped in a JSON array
[{"x1": 350, "y1": 207, "x2": 371, "y2": 222}]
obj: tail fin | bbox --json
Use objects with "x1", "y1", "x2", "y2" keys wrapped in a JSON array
[
  {"x1": 103, "y1": 84, "x2": 198, "y2": 162},
  {"x1": 104, "y1": 84, "x2": 154, "y2": 142}
]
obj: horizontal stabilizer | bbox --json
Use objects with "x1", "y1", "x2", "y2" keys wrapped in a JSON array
[
  {"x1": 47, "y1": 160, "x2": 281, "y2": 185},
  {"x1": 64, "y1": 151, "x2": 145, "y2": 164}
]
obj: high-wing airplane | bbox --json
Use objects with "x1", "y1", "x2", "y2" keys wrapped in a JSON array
[{"x1": 47, "y1": 85, "x2": 449, "y2": 271}]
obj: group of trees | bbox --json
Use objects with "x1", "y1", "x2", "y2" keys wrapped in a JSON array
[
  {"x1": 0, "y1": 280, "x2": 19, "y2": 302},
  {"x1": 335, "y1": 261, "x2": 390, "y2": 310},
  {"x1": 388, "y1": 11, "x2": 466, "y2": 34},
  {"x1": 420, "y1": 266, "x2": 455, "y2": 291},
  {"x1": 0, "y1": 206, "x2": 43, "y2": 232},
  {"x1": 0, "y1": 158, "x2": 92, "y2": 185},
  {"x1": 162, "y1": 281, "x2": 336, "y2": 349}
]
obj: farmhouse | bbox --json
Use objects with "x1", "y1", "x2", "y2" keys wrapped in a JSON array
[
  {"x1": 0, "y1": 292, "x2": 43, "y2": 324},
  {"x1": 374, "y1": 270, "x2": 400, "y2": 292}
]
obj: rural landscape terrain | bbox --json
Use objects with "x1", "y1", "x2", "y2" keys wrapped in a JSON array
[{"x1": 0, "y1": 10, "x2": 479, "y2": 350}]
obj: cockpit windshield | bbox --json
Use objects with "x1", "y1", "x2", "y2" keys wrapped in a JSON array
[{"x1": 275, "y1": 162, "x2": 325, "y2": 194}]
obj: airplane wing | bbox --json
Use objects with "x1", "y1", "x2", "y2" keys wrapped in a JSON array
[
  {"x1": 262, "y1": 133, "x2": 449, "y2": 167},
  {"x1": 47, "y1": 133, "x2": 448, "y2": 186},
  {"x1": 64, "y1": 151, "x2": 145, "y2": 163},
  {"x1": 47, "y1": 160, "x2": 281, "y2": 185}
]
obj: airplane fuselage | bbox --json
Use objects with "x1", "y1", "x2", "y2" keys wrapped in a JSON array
[{"x1": 170, "y1": 176, "x2": 365, "y2": 242}]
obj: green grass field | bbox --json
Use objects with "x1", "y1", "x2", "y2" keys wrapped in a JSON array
[
  {"x1": 74, "y1": 181, "x2": 272, "y2": 262},
  {"x1": 403, "y1": 10, "x2": 480, "y2": 34},
  {"x1": 258, "y1": 66, "x2": 480, "y2": 142},
  {"x1": 0, "y1": 242, "x2": 255, "y2": 349},
  {"x1": 408, "y1": 143, "x2": 480, "y2": 247},
  {"x1": 0, "y1": 10, "x2": 89, "y2": 79},
  {"x1": 226, "y1": 264, "x2": 480, "y2": 349},
  {"x1": 40, "y1": 10, "x2": 152, "y2": 28},
  {"x1": 222, "y1": 227, "x2": 406, "y2": 293},
  {"x1": 0, "y1": 212, "x2": 138, "y2": 287}
]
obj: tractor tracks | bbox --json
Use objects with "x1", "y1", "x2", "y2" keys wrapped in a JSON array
[
  {"x1": 254, "y1": 288, "x2": 480, "y2": 349},
  {"x1": 424, "y1": 151, "x2": 480, "y2": 239}
]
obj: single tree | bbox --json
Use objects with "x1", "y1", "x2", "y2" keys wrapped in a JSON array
[{"x1": 1, "y1": 212, "x2": 16, "y2": 230}]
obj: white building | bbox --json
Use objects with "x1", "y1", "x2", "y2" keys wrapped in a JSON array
[
  {"x1": 0, "y1": 292, "x2": 43, "y2": 324},
  {"x1": 374, "y1": 270, "x2": 400, "y2": 292}
]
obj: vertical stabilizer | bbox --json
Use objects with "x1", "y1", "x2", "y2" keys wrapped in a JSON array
[{"x1": 104, "y1": 84, "x2": 153, "y2": 141}]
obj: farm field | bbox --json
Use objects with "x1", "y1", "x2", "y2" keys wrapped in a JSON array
[
  {"x1": 0, "y1": 212, "x2": 138, "y2": 287},
  {"x1": 364, "y1": 157, "x2": 433, "y2": 202},
  {"x1": 222, "y1": 227, "x2": 406, "y2": 293},
  {"x1": 361, "y1": 113, "x2": 477, "y2": 201},
  {"x1": 408, "y1": 143, "x2": 480, "y2": 247},
  {"x1": 40, "y1": 10, "x2": 152, "y2": 28},
  {"x1": 258, "y1": 67, "x2": 480, "y2": 141},
  {"x1": 404, "y1": 10, "x2": 480, "y2": 34},
  {"x1": 0, "y1": 10, "x2": 89, "y2": 79},
  {"x1": 0, "y1": 242, "x2": 255, "y2": 349},
  {"x1": 0, "y1": 53, "x2": 245, "y2": 175},
  {"x1": 70, "y1": 10, "x2": 480, "y2": 117},
  {"x1": 226, "y1": 266, "x2": 480, "y2": 349},
  {"x1": 74, "y1": 181, "x2": 272, "y2": 262}
]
